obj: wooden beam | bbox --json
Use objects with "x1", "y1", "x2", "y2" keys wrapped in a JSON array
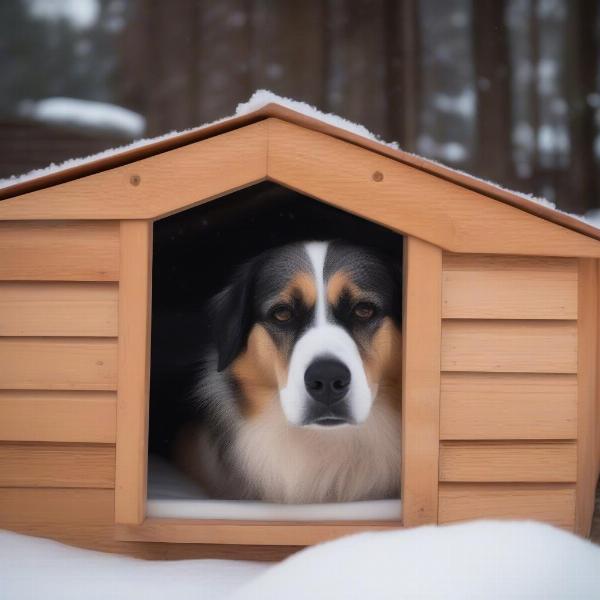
[
  {"x1": 116, "y1": 518, "x2": 402, "y2": 546},
  {"x1": 575, "y1": 258, "x2": 599, "y2": 535},
  {"x1": 267, "y1": 119, "x2": 600, "y2": 257},
  {"x1": 401, "y1": 236, "x2": 442, "y2": 526},
  {"x1": 115, "y1": 221, "x2": 152, "y2": 524},
  {"x1": 0, "y1": 123, "x2": 268, "y2": 221}
]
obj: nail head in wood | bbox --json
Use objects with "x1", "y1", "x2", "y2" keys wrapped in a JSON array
[
  {"x1": 372, "y1": 171, "x2": 384, "y2": 182},
  {"x1": 130, "y1": 175, "x2": 141, "y2": 186}
]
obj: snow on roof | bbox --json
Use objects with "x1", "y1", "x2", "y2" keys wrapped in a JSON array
[
  {"x1": 1, "y1": 89, "x2": 599, "y2": 231},
  {"x1": 0, "y1": 90, "x2": 388, "y2": 191}
]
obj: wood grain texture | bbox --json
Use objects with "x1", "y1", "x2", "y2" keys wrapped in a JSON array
[
  {"x1": 0, "y1": 338, "x2": 117, "y2": 390},
  {"x1": 0, "y1": 282, "x2": 117, "y2": 336},
  {"x1": 438, "y1": 483, "x2": 576, "y2": 530},
  {"x1": 576, "y1": 259, "x2": 599, "y2": 536},
  {"x1": 439, "y1": 441, "x2": 577, "y2": 483},
  {"x1": 115, "y1": 221, "x2": 152, "y2": 525},
  {"x1": 442, "y1": 254, "x2": 578, "y2": 319},
  {"x1": 0, "y1": 221, "x2": 119, "y2": 281},
  {"x1": 116, "y1": 518, "x2": 402, "y2": 546},
  {"x1": 0, "y1": 442, "x2": 115, "y2": 488},
  {"x1": 441, "y1": 320, "x2": 577, "y2": 373},
  {"x1": 0, "y1": 488, "x2": 294, "y2": 560},
  {"x1": 401, "y1": 237, "x2": 441, "y2": 527},
  {"x1": 597, "y1": 260, "x2": 600, "y2": 481},
  {"x1": 267, "y1": 119, "x2": 600, "y2": 257},
  {"x1": 0, "y1": 390, "x2": 116, "y2": 443},
  {"x1": 440, "y1": 372, "x2": 577, "y2": 440},
  {"x1": 0, "y1": 123, "x2": 268, "y2": 220},
  {"x1": 1, "y1": 104, "x2": 599, "y2": 247}
]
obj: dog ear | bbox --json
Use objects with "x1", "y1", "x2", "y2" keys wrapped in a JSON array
[{"x1": 210, "y1": 260, "x2": 257, "y2": 372}]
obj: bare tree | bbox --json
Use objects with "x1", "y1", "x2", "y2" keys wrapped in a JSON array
[
  {"x1": 562, "y1": 0, "x2": 598, "y2": 214},
  {"x1": 472, "y1": 0, "x2": 513, "y2": 186}
]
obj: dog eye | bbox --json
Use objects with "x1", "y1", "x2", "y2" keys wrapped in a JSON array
[
  {"x1": 353, "y1": 302, "x2": 376, "y2": 320},
  {"x1": 271, "y1": 305, "x2": 294, "y2": 323}
]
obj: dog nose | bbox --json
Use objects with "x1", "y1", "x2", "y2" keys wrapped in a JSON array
[{"x1": 304, "y1": 358, "x2": 351, "y2": 405}]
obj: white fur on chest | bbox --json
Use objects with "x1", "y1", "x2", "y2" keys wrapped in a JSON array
[{"x1": 233, "y1": 399, "x2": 401, "y2": 503}]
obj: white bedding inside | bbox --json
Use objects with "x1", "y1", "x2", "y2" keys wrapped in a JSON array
[{"x1": 146, "y1": 454, "x2": 402, "y2": 521}]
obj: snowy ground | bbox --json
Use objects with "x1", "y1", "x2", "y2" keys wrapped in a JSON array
[{"x1": 2, "y1": 520, "x2": 600, "y2": 599}]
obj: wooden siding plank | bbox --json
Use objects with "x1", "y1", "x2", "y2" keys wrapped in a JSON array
[
  {"x1": 438, "y1": 483, "x2": 576, "y2": 530},
  {"x1": 0, "y1": 487, "x2": 114, "y2": 525},
  {"x1": 0, "y1": 390, "x2": 116, "y2": 443},
  {"x1": 441, "y1": 320, "x2": 577, "y2": 373},
  {"x1": 0, "y1": 338, "x2": 117, "y2": 390},
  {"x1": 401, "y1": 237, "x2": 441, "y2": 527},
  {"x1": 0, "y1": 221, "x2": 119, "y2": 281},
  {"x1": 439, "y1": 441, "x2": 577, "y2": 483},
  {"x1": 576, "y1": 259, "x2": 599, "y2": 536},
  {"x1": 440, "y1": 373, "x2": 577, "y2": 440},
  {"x1": 0, "y1": 442, "x2": 115, "y2": 488},
  {"x1": 0, "y1": 488, "x2": 293, "y2": 560},
  {"x1": 0, "y1": 282, "x2": 118, "y2": 337},
  {"x1": 115, "y1": 221, "x2": 152, "y2": 525},
  {"x1": 442, "y1": 254, "x2": 577, "y2": 319},
  {"x1": 267, "y1": 119, "x2": 600, "y2": 257},
  {"x1": 0, "y1": 123, "x2": 268, "y2": 220}
]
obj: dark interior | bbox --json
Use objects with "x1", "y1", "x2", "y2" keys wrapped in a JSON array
[{"x1": 149, "y1": 181, "x2": 404, "y2": 457}]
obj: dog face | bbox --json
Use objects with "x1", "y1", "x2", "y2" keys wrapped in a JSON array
[{"x1": 211, "y1": 240, "x2": 402, "y2": 427}]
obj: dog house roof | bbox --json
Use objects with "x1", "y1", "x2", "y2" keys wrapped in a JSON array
[{"x1": 1, "y1": 90, "x2": 599, "y2": 242}]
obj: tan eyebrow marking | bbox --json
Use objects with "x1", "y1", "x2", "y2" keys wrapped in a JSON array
[
  {"x1": 278, "y1": 272, "x2": 317, "y2": 307},
  {"x1": 327, "y1": 270, "x2": 362, "y2": 305}
]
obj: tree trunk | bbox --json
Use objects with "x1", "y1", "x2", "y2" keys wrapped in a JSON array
[
  {"x1": 472, "y1": 0, "x2": 513, "y2": 186},
  {"x1": 562, "y1": 0, "x2": 598, "y2": 214}
]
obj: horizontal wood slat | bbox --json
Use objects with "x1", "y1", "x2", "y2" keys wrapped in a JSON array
[
  {"x1": 117, "y1": 518, "x2": 402, "y2": 546},
  {"x1": 440, "y1": 373, "x2": 577, "y2": 440},
  {"x1": 0, "y1": 338, "x2": 117, "y2": 390},
  {"x1": 0, "y1": 487, "x2": 114, "y2": 526},
  {"x1": 0, "y1": 221, "x2": 119, "y2": 281},
  {"x1": 439, "y1": 441, "x2": 577, "y2": 483},
  {"x1": 0, "y1": 442, "x2": 115, "y2": 488},
  {"x1": 0, "y1": 391, "x2": 116, "y2": 443},
  {"x1": 0, "y1": 488, "x2": 297, "y2": 560},
  {"x1": 442, "y1": 254, "x2": 577, "y2": 319},
  {"x1": 441, "y1": 320, "x2": 577, "y2": 373},
  {"x1": 438, "y1": 483, "x2": 576, "y2": 529},
  {"x1": 0, "y1": 282, "x2": 118, "y2": 336}
]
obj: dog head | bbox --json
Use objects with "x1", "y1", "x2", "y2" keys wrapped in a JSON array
[{"x1": 210, "y1": 240, "x2": 402, "y2": 427}]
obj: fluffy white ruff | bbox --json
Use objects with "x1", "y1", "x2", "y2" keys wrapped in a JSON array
[
  {"x1": 232, "y1": 520, "x2": 600, "y2": 599},
  {"x1": 233, "y1": 399, "x2": 401, "y2": 503}
]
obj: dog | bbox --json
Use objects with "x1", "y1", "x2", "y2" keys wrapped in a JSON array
[{"x1": 173, "y1": 240, "x2": 403, "y2": 503}]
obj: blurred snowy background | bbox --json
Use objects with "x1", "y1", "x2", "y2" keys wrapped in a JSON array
[{"x1": 2, "y1": 0, "x2": 599, "y2": 215}]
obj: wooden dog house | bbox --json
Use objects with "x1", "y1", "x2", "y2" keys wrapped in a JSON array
[{"x1": 1, "y1": 100, "x2": 600, "y2": 560}]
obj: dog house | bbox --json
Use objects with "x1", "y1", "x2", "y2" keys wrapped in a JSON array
[{"x1": 1, "y1": 98, "x2": 600, "y2": 560}]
